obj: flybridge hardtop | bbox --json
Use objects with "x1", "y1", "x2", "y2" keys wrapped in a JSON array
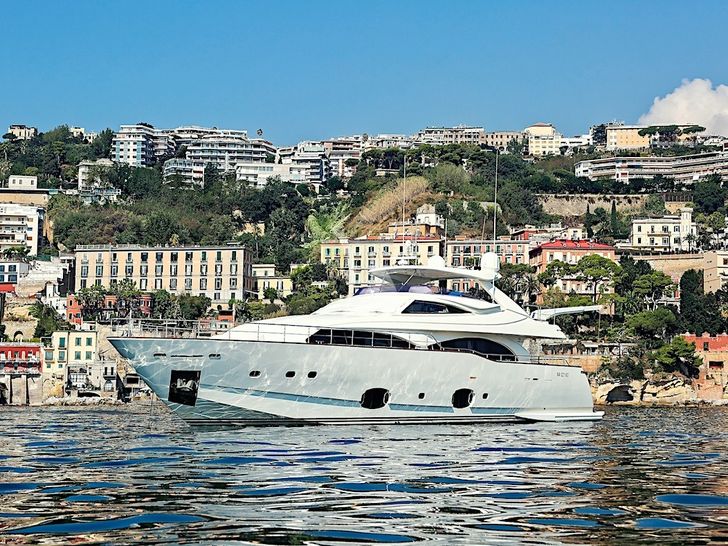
[{"x1": 109, "y1": 252, "x2": 603, "y2": 426}]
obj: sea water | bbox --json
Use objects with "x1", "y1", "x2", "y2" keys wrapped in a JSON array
[{"x1": 1, "y1": 404, "x2": 727, "y2": 544}]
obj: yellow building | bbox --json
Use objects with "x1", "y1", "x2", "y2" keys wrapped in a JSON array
[
  {"x1": 42, "y1": 329, "x2": 98, "y2": 383},
  {"x1": 605, "y1": 125, "x2": 650, "y2": 151},
  {"x1": 321, "y1": 235, "x2": 444, "y2": 295},
  {"x1": 75, "y1": 244, "x2": 254, "y2": 304},
  {"x1": 252, "y1": 264, "x2": 293, "y2": 300},
  {"x1": 524, "y1": 123, "x2": 562, "y2": 156}
]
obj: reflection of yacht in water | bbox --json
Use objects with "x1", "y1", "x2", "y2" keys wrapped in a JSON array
[{"x1": 109, "y1": 253, "x2": 603, "y2": 426}]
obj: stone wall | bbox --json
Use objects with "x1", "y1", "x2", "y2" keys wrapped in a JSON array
[
  {"x1": 632, "y1": 253, "x2": 704, "y2": 283},
  {"x1": 0, "y1": 374, "x2": 43, "y2": 405},
  {"x1": 537, "y1": 194, "x2": 649, "y2": 217}
]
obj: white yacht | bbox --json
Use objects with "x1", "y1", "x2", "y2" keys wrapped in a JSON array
[{"x1": 109, "y1": 253, "x2": 603, "y2": 426}]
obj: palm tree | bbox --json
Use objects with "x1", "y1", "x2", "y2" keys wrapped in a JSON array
[
  {"x1": 303, "y1": 203, "x2": 350, "y2": 261},
  {"x1": 685, "y1": 232, "x2": 696, "y2": 253}
]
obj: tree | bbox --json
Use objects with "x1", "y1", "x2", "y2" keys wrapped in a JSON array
[
  {"x1": 692, "y1": 176, "x2": 726, "y2": 215},
  {"x1": 264, "y1": 287, "x2": 278, "y2": 303},
  {"x1": 652, "y1": 337, "x2": 702, "y2": 377},
  {"x1": 29, "y1": 302, "x2": 70, "y2": 338},
  {"x1": 303, "y1": 203, "x2": 350, "y2": 261},
  {"x1": 573, "y1": 255, "x2": 622, "y2": 303},
  {"x1": 626, "y1": 308, "x2": 678, "y2": 347},
  {"x1": 76, "y1": 284, "x2": 106, "y2": 320},
  {"x1": 632, "y1": 271, "x2": 674, "y2": 310}
]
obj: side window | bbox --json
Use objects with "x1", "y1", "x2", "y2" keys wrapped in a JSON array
[{"x1": 402, "y1": 300, "x2": 468, "y2": 314}]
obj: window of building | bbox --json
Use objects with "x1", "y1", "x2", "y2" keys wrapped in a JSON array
[
  {"x1": 125, "y1": 265, "x2": 133, "y2": 276},
  {"x1": 75, "y1": 337, "x2": 81, "y2": 346},
  {"x1": 201, "y1": 251, "x2": 207, "y2": 262},
  {"x1": 155, "y1": 252, "x2": 163, "y2": 262},
  {"x1": 171, "y1": 252, "x2": 178, "y2": 263},
  {"x1": 200, "y1": 278, "x2": 207, "y2": 290},
  {"x1": 75, "y1": 351, "x2": 81, "y2": 360},
  {"x1": 140, "y1": 265, "x2": 148, "y2": 276},
  {"x1": 185, "y1": 252, "x2": 193, "y2": 262},
  {"x1": 140, "y1": 279, "x2": 148, "y2": 290},
  {"x1": 231, "y1": 251, "x2": 237, "y2": 262},
  {"x1": 141, "y1": 252, "x2": 148, "y2": 262},
  {"x1": 155, "y1": 278, "x2": 162, "y2": 290},
  {"x1": 95, "y1": 265, "x2": 103, "y2": 276},
  {"x1": 155, "y1": 264, "x2": 163, "y2": 276},
  {"x1": 170, "y1": 278, "x2": 178, "y2": 290},
  {"x1": 85, "y1": 351, "x2": 92, "y2": 360},
  {"x1": 200, "y1": 264, "x2": 208, "y2": 275}
]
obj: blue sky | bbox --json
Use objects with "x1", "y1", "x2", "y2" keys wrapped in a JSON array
[{"x1": 2, "y1": 0, "x2": 726, "y2": 145}]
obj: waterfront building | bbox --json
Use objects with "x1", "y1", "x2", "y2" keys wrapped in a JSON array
[
  {"x1": 625, "y1": 208, "x2": 697, "y2": 253},
  {"x1": 252, "y1": 264, "x2": 293, "y2": 300},
  {"x1": 7, "y1": 124, "x2": 37, "y2": 140},
  {"x1": 511, "y1": 223, "x2": 585, "y2": 243},
  {"x1": 6, "y1": 175, "x2": 37, "y2": 190},
  {"x1": 605, "y1": 124, "x2": 650, "y2": 151},
  {"x1": 0, "y1": 260, "x2": 30, "y2": 286},
  {"x1": 74, "y1": 244, "x2": 253, "y2": 304},
  {"x1": 575, "y1": 152, "x2": 728, "y2": 184},
  {"x1": 42, "y1": 330, "x2": 98, "y2": 385},
  {"x1": 530, "y1": 240, "x2": 617, "y2": 300},
  {"x1": 0, "y1": 342, "x2": 42, "y2": 405},
  {"x1": 0, "y1": 203, "x2": 44, "y2": 256},
  {"x1": 681, "y1": 333, "x2": 728, "y2": 395},
  {"x1": 414, "y1": 125, "x2": 485, "y2": 146},
  {"x1": 320, "y1": 235, "x2": 444, "y2": 295},
  {"x1": 524, "y1": 123, "x2": 562, "y2": 156},
  {"x1": 483, "y1": 131, "x2": 526, "y2": 152}
]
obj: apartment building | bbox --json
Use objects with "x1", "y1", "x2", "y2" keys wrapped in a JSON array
[
  {"x1": 162, "y1": 159, "x2": 206, "y2": 186},
  {"x1": 42, "y1": 330, "x2": 98, "y2": 383},
  {"x1": 511, "y1": 223, "x2": 585, "y2": 244},
  {"x1": 70, "y1": 127, "x2": 98, "y2": 142},
  {"x1": 7, "y1": 175, "x2": 37, "y2": 190},
  {"x1": 627, "y1": 208, "x2": 697, "y2": 253},
  {"x1": 704, "y1": 251, "x2": 728, "y2": 292},
  {"x1": 77, "y1": 158, "x2": 114, "y2": 190},
  {"x1": 414, "y1": 125, "x2": 485, "y2": 146},
  {"x1": 0, "y1": 260, "x2": 30, "y2": 285},
  {"x1": 605, "y1": 124, "x2": 650, "y2": 151},
  {"x1": 575, "y1": 152, "x2": 728, "y2": 184},
  {"x1": 7, "y1": 124, "x2": 37, "y2": 140},
  {"x1": 483, "y1": 131, "x2": 526, "y2": 152},
  {"x1": 235, "y1": 161, "x2": 306, "y2": 187},
  {"x1": 321, "y1": 235, "x2": 444, "y2": 295},
  {"x1": 530, "y1": 240, "x2": 617, "y2": 300},
  {"x1": 279, "y1": 141, "x2": 331, "y2": 186},
  {"x1": 252, "y1": 264, "x2": 293, "y2": 300},
  {"x1": 74, "y1": 244, "x2": 253, "y2": 304},
  {"x1": 0, "y1": 204, "x2": 44, "y2": 256},
  {"x1": 446, "y1": 238, "x2": 530, "y2": 268},
  {"x1": 324, "y1": 137, "x2": 362, "y2": 178},
  {"x1": 186, "y1": 134, "x2": 276, "y2": 173},
  {"x1": 111, "y1": 123, "x2": 157, "y2": 167},
  {"x1": 362, "y1": 134, "x2": 416, "y2": 150},
  {"x1": 524, "y1": 123, "x2": 562, "y2": 156}
]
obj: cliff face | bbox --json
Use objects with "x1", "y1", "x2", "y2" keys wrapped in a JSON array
[{"x1": 591, "y1": 377, "x2": 728, "y2": 406}]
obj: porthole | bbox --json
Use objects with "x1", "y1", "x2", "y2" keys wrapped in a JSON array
[
  {"x1": 418, "y1": 392, "x2": 425, "y2": 399},
  {"x1": 209, "y1": 353, "x2": 221, "y2": 360},
  {"x1": 482, "y1": 393, "x2": 489, "y2": 400},
  {"x1": 153, "y1": 353, "x2": 167, "y2": 358},
  {"x1": 285, "y1": 371, "x2": 296, "y2": 378},
  {"x1": 360, "y1": 388, "x2": 390, "y2": 409},
  {"x1": 308, "y1": 371, "x2": 317, "y2": 378},
  {"x1": 249, "y1": 370, "x2": 261, "y2": 377},
  {"x1": 452, "y1": 388, "x2": 475, "y2": 409}
]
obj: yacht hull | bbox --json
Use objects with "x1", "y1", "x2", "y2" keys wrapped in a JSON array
[{"x1": 109, "y1": 337, "x2": 603, "y2": 426}]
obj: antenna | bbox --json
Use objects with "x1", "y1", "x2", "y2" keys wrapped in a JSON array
[
  {"x1": 401, "y1": 155, "x2": 406, "y2": 263},
  {"x1": 492, "y1": 149, "x2": 499, "y2": 245}
]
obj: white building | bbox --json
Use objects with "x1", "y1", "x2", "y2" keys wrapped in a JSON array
[
  {"x1": 627, "y1": 208, "x2": 697, "y2": 253},
  {"x1": 186, "y1": 134, "x2": 275, "y2": 173},
  {"x1": 560, "y1": 134, "x2": 593, "y2": 154},
  {"x1": 362, "y1": 134, "x2": 416, "y2": 150},
  {"x1": 111, "y1": 124, "x2": 157, "y2": 167},
  {"x1": 7, "y1": 175, "x2": 37, "y2": 190},
  {"x1": 575, "y1": 152, "x2": 728, "y2": 184},
  {"x1": 524, "y1": 123, "x2": 562, "y2": 157},
  {"x1": 7, "y1": 125, "x2": 37, "y2": 140},
  {"x1": 324, "y1": 137, "x2": 362, "y2": 179},
  {"x1": 0, "y1": 204, "x2": 44, "y2": 256},
  {"x1": 77, "y1": 159, "x2": 114, "y2": 191},
  {"x1": 414, "y1": 125, "x2": 485, "y2": 146},
  {"x1": 70, "y1": 127, "x2": 98, "y2": 142},
  {"x1": 235, "y1": 161, "x2": 306, "y2": 187},
  {"x1": 162, "y1": 159, "x2": 206, "y2": 187},
  {"x1": 279, "y1": 141, "x2": 331, "y2": 186}
]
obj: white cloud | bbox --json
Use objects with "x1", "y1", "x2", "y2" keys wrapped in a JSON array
[{"x1": 639, "y1": 78, "x2": 728, "y2": 136}]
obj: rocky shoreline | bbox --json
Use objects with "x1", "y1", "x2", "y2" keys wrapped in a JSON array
[{"x1": 591, "y1": 377, "x2": 728, "y2": 406}]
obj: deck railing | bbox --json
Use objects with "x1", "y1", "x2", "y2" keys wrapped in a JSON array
[{"x1": 109, "y1": 318, "x2": 577, "y2": 367}]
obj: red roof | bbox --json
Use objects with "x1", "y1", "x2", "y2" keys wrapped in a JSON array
[{"x1": 534, "y1": 239, "x2": 615, "y2": 251}]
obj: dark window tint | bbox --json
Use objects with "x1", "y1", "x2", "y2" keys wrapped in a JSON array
[
  {"x1": 249, "y1": 370, "x2": 261, "y2": 377},
  {"x1": 285, "y1": 371, "x2": 295, "y2": 378},
  {"x1": 360, "y1": 388, "x2": 390, "y2": 409},
  {"x1": 431, "y1": 337, "x2": 515, "y2": 360},
  {"x1": 403, "y1": 300, "x2": 468, "y2": 314},
  {"x1": 307, "y1": 371, "x2": 317, "y2": 378},
  {"x1": 307, "y1": 329, "x2": 412, "y2": 349}
]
